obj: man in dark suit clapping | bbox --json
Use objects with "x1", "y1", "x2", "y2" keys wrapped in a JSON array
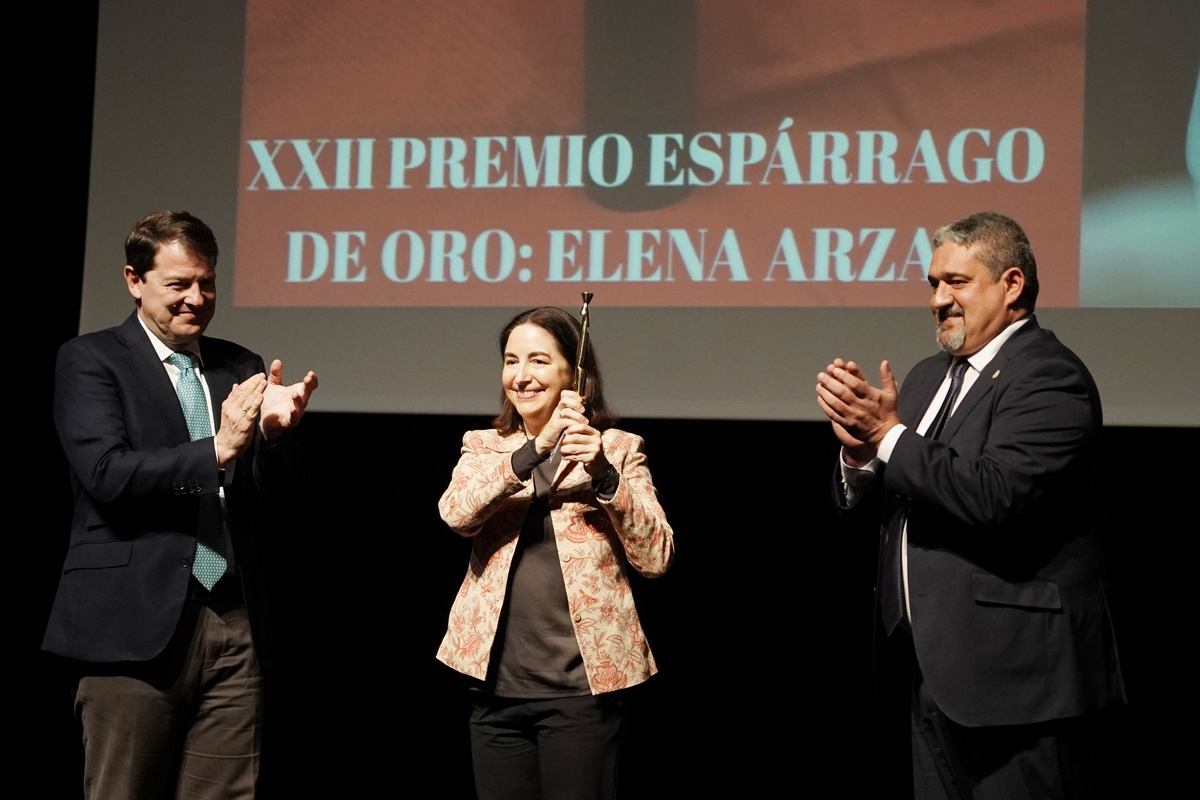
[
  {"x1": 43, "y1": 210, "x2": 317, "y2": 799},
  {"x1": 816, "y1": 211, "x2": 1124, "y2": 799}
]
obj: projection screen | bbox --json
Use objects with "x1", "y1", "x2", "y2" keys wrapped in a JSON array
[{"x1": 80, "y1": 0, "x2": 1200, "y2": 425}]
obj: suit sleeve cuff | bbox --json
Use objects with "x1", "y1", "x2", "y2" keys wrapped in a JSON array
[{"x1": 838, "y1": 450, "x2": 879, "y2": 508}]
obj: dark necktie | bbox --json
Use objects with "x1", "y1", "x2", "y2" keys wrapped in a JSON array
[
  {"x1": 880, "y1": 357, "x2": 969, "y2": 633},
  {"x1": 167, "y1": 351, "x2": 228, "y2": 590},
  {"x1": 927, "y1": 357, "x2": 970, "y2": 442}
]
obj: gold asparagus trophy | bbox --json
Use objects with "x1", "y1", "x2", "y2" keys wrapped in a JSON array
[{"x1": 575, "y1": 292, "x2": 593, "y2": 397}]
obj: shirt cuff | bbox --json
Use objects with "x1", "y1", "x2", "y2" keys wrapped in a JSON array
[
  {"x1": 876, "y1": 424, "x2": 907, "y2": 463},
  {"x1": 591, "y1": 464, "x2": 619, "y2": 501},
  {"x1": 838, "y1": 449, "x2": 879, "y2": 508},
  {"x1": 510, "y1": 439, "x2": 546, "y2": 481}
]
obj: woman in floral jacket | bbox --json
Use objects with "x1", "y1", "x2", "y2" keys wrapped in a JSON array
[{"x1": 438, "y1": 306, "x2": 674, "y2": 800}]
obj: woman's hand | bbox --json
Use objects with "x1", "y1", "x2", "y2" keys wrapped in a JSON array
[
  {"x1": 548, "y1": 391, "x2": 610, "y2": 477},
  {"x1": 532, "y1": 389, "x2": 576, "y2": 455}
]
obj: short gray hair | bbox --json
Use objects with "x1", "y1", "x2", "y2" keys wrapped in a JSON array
[{"x1": 932, "y1": 211, "x2": 1039, "y2": 309}]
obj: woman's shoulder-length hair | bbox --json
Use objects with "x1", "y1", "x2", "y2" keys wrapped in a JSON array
[{"x1": 492, "y1": 305, "x2": 617, "y2": 435}]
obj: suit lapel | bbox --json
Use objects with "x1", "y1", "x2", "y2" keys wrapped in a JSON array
[
  {"x1": 199, "y1": 337, "x2": 235, "y2": 433},
  {"x1": 939, "y1": 351, "x2": 1006, "y2": 442},
  {"x1": 116, "y1": 313, "x2": 192, "y2": 445},
  {"x1": 899, "y1": 352, "x2": 953, "y2": 426},
  {"x1": 939, "y1": 318, "x2": 1042, "y2": 443}
]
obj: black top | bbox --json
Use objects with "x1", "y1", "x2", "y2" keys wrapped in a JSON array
[{"x1": 489, "y1": 438, "x2": 618, "y2": 698}]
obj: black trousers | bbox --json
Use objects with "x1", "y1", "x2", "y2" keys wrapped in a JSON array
[
  {"x1": 469, "y1": 693, "x2": 623, "y2": 800},
  {"x1": 890, "y1": 630, "x2": 1098, "y2": 800}
]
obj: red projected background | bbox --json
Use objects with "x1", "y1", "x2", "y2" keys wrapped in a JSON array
[{"x1": 235, "y1": 0, "x2": 1085, "y2": 307}]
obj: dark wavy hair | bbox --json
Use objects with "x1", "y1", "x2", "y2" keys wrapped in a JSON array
[
  {"x1": 492, "y1": 306, "x2": 617, "y2": 435},
  {"x1": 125, "y1": 210, "x2": 220, "y2": 279}
]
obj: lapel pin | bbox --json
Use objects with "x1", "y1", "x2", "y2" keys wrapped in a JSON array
[{"x1": 992, "y1": 370, "x2": 1000, "y2": 379}]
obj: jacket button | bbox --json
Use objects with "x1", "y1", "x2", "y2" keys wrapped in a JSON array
[{"x1": 181, "y1": 558, "x2": 191, "y2": 568}]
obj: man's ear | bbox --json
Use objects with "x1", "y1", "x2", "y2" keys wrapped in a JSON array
[
  {"x1": 1002, "y1": 266, "x2": 1025, "y2": 308},
  {"x1": 123, "y1": 265, "x2": 143, "y2": 304}
]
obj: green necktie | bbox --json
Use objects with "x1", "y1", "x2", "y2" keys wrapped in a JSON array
[{"x1": 167, "y1": 351, "x2": 228, "y2": 590}]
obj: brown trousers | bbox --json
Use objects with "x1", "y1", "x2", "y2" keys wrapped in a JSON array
[{"x1": 74, "y1": 591, "x2": 264, "y2": 800}]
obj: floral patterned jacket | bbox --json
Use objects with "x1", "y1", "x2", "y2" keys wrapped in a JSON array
[{"x1": 437, "y1": 427, "x2": 674, "y2": 695}]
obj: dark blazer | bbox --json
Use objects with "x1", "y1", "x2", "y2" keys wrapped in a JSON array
[
  {"x1": 863, "y1": 317, "x2": 1124, "y2": 727},
  {"x1": 43, "y1": 313, "x2": 289, "y2": 666}
]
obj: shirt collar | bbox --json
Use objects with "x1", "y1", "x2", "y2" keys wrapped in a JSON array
[
  {"x1": 964, "y1": 316, "x2": 1030, "y2": 373},
  {"x1": 134, "y1": 313, "x2": 203, "y2": 366}
]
